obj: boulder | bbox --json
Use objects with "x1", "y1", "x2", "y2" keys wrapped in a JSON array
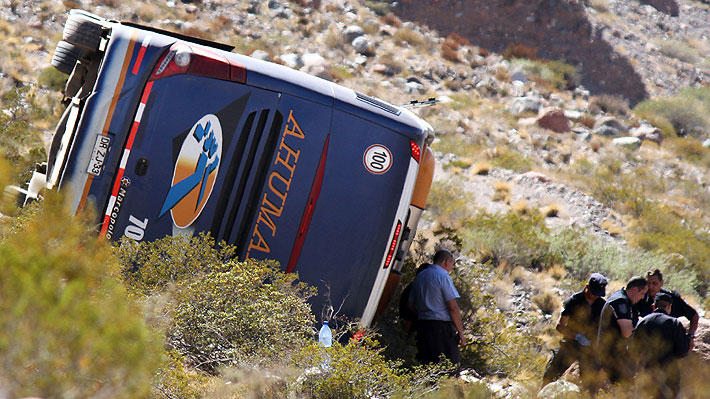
[
  {"x1": 631, "y1": 124, "x2": 663, "y2": 144},
  {"x1": 343, "y1": 25, "x2": 364, "y2": 42},
  {"x1": 593, "y1": 125, "x2": 620, "y2": 136},
  {"x1": 352, "y1": 36, "x2": 374, "y2": 55},
  {"x1": 536, "y1": 108, "x2": 571, "y2": 133},
  {"x1": 280, "y1": 53, "x2": 304, "y2": 69},
  {"x1": 612, "y1": 136, "x2": 642, "y2": 149},
  {"x1": 510, "y1": 70, "x2": 529, "y2": 83},
  {"x1": 250, "y1": 50, "x2": 270, "y2": 61},
  {"x1": 537, "y1": 380, "x2": 582, "y2": 399},
  {"x1": 510, "y1": 96, "x2": 544, "y2": 116},
  {"x1": 594, "y1": 116, "x2": 628, "y2": 134}
]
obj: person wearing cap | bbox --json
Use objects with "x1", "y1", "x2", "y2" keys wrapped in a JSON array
[
  {"x1": 408, "y1": 249, "x2": 466, "y2": 364},
  {"x1": 633, "y1": 292, "x2": 690, "y2": 399},
  {"x1": 596, "y1": 275, "x2": 649, "y2": 385},
  {"x1": 634, "y1": 269, "x2": 699, "y2": 350},
  {"x1": 542, "y1": 273, "x2": 608, "y2": 389}
]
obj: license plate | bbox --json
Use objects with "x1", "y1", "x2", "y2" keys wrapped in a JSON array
[{"x1": 87, "y1": 135, "x2": 111, "y2": 176}]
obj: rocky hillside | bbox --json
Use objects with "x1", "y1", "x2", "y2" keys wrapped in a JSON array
[
  {"x1": 2, "y1": 0, "x2": 710, "y2": 395},
  {"x1": 391, "y1": 0, "x2": 710, "y2": 105}
]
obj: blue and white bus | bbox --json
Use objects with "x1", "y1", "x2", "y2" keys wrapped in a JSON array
[{"x1": 33, "y1": 10, "x2": 435, "y2": 327}]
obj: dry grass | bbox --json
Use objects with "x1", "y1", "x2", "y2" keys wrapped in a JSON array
[
  {"x1": 472, "y1": 161, "x2": 491, "y2": 175},
  {"x1": 492, "y1": 181, "x2": 512, "y2": 202},
  {"x1": 546, "y1": 264, "x2": 568, "y2": 280},
  {"x1": 532, "y1": 290, "x2": 561, "y2": 315},
  {"x1": 510, "y1": 200, "x2": 531, "y2": 214},
  {"x1": 602, "y1": 219, "x2": 624, "y2": 237},
  {"x1": 540, "y1": 203, "x2": 561, "y2": 218},
  {"x1": 393, "y1": 27, "x2": 424, "y2": 47}
]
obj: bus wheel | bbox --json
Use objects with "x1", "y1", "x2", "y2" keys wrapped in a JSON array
[
  {"x1": 51, "y1": 41, "x2": 84, "y2": 75},
  {"x1": 63, "y1": 13, "x2": 103, "y2": 53}
]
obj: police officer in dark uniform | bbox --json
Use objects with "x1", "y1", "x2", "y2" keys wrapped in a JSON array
[
  {"x1": 633, "y1": 292, "x2": 690, "y2": 399},
  {"x1": 596, "y1": 276, "x2": 648, "y2": 385},
  {"x1": 542, "y1": 273, "x2": 607, "y2": 389},
  {"x1": 635, "y1": 269, "x2": 699, "y2": 349}
]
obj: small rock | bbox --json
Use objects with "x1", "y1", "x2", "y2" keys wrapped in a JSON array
[
  {"x1": 280, "y1": 53, "x2": 304, "y2": 69},
  {"x1": 537, "y1": 380, "x2": 582, "y2": 399},
  {"x1": 509, "y1": 96, "x2": 544, "y2": 116},
  {"x1": 343, "y1": 25, "x2": 364, "y2": 43},
  {"x1": 537, "y1": 107, "x2": 571, "y2": 133},
  {"x1": 594, "y1": 116, "x2": 628, "y2": 134},
  {"x1": 250, "y1": 50, "x2": 270, "y2": 61},
  {"x1": 631, "y1": 124, "x2": 663, "y2": 144},
  {"x1": 563, "y1": 110, "x2": 583, "y2": 120},
  {"x1": 352, "y1": 36, "x2": 374, "y2": 55},
  {"x1": 703, "y1": 139, "x2": 710, "y2": 148},
  {"x1": 593, "y1": 125, "x2": 620, "y2": 136},
  {"x1": 612, "y1": 136, "x2": 642, "y2": 149},
  {"x1": 510, "y1": 70, "x2": 529, "y2": 83}
]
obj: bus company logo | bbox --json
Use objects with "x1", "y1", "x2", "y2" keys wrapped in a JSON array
[{"x1": 159, "y1": 114, "x2": 223, "y2": 228}]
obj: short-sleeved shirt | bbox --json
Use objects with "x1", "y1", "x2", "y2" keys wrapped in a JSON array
[
  {"x1": 560, "y1": 290, "x2": 605, "y2": 340},
  {"x1": 409, "y1": 264, "x2": 459, "y2": 321},
  {"x1": 598, "y1": 289, "x2": 635, "y2": 352},
  {"x1": 634, "y1": 288, "x2": 698, "y2": 321}
]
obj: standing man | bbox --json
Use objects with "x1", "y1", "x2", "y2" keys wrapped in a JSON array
[
  {"x1": 542, "y1": 273, "x2": 608, "y2": 389},
  {"x1": 408, "y1": 249, "x2": 466, "y2": 364},
  {"x1": 596, "y1": 276, "x2": 648, "y2": 385},
  {"x1": 635, "y1": 269, "x2": 699, "y2": 349},
  {"x1": 633, "y1": 292, "x2": 690, "y2": 399}
]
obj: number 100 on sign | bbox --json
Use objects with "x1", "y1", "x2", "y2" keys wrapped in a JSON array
[{"x1": 364, "y1": 144, "x2": 392, "y2": 174}]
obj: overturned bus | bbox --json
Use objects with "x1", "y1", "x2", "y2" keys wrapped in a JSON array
[{"x1": 27, "y1": 10, "x2": 435, "y2": 327}]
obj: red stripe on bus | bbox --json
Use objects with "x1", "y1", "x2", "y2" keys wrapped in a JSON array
[
  {"x1": 99, "y1": 81, "x2": 154, "y2": 237},
  {"x1": 131, "y1": 41, "x2": 149, "y2": 75},
  {"x1": 286, "y1": 135, "x2": 329, "y2": 273}
]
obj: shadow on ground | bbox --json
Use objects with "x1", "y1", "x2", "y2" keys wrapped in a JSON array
[{"x1": 391, "y1": 0, "x2": 648, "y2": 106}]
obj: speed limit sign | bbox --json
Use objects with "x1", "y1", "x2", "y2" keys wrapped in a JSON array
[{"x1": 363, "y1": 144, "x2": 392, "y2": 174}]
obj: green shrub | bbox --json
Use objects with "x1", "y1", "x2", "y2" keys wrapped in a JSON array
[
  {"x1": 168, "y1": 259, "x2": 316, "y2": 372},
  {"x1": 293, "y1": 337, "x2": 457, "y2": 399},
  {"x1": 364, "y1": 0, "x2": 391, "y2": 16},
  {"x1": 152, "y1": 350, "x2": 208, "y2": 399},
  {"x1": 664, "y1": 136, "x2": 710, "y2": 168},
  {"x1": 0, "y1": 86, "x2": 47, "y2": 183},
  {"x1": 510, "y1": 58, "x2": 578, "y2": 89},
  {"x1": 461, "y1": 211, "x2": 552, "y2": 270},
  {"x1": 633, "y1": 89, "x2": 710, "y2": 138},
  {"x1": 453, "y1": 262, "x2": 547, "y2": 377},
  {"x1": 115, "y1": 232, "x2": 236, "y2": 295},
  {"x1": 656, "y1": 39, "x2": 701, "y2": 63},
  {"x1": 0, "y1": 192, "x2": 161, "y2": 398},
  {"x1": 426, "y1": 180, "x2": 476, "y2": 222},
  {"x1": 489, "y1": 146, "x2": 535, "y2": 173},
  {"x1": 38, "y1": 66, "x2": 68, "y2": 91}
]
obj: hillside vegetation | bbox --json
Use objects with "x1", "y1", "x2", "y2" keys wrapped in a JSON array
[{"x1": 2, "y1": 0, "x2": 710, "y2": 397}]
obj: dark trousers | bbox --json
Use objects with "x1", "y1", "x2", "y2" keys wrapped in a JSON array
[
  {"x1": 415, "y1": 319, "x2": 460, "y2": 364},
  {"x1": 543, "y1": 340, "x2": 601, "y2": 389}
]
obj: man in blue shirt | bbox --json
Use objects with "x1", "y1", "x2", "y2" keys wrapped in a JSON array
[{"x1": 408, "y1": 249, "x2": 466, "y2": 364}]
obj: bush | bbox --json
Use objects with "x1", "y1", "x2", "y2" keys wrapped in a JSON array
[
  {"x1": 656, "y1": 39, "x2": 701, "y2": 63},
  {"x1": 115, "y1": 232, "x2": 236, "y2": 295},
  {"x1": 426, "y1": 180, "x2": 476, "y2": 222},
  {"x1": 0, "y1": 86, "x2": 47, "y2": 183},
  {"x1": 168, "y1": 259, "x2": 316, "y2": 372},
  {"x1": 292, "y1": 337, "x2": 457, "y2": 399},
  {"x1": 633, "y1": 89, "x2": 710, "y2": 138},
  {"x1": 510, "y1": 58, "x2": 579, "y2": 90},
  {"x1": 462, "y1": 211, "x2": 552, "y2": 270},
  {"x1": 0, "y1": 192, "x2": 161, "y2": 398}
]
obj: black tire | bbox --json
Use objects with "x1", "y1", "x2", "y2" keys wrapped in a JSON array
[
  {"x1": 51, "y1": 41, "x2": 84, "y2": 74},
  {"x1": 63, "y1": 13, "x2": 104, "y2": 52}
]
